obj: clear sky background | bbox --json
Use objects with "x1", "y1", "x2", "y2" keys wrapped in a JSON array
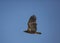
[{"x1": 0, "y1": 0, "x2": 60, "y2": 43}]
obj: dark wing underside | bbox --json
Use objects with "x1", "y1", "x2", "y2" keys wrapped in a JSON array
[{"x1": 27, "y1": 15, "x2": 37, "y2": 32}]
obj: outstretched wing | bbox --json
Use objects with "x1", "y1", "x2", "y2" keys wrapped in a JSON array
[{"x1": 27, "y1": 15, "x2": 37, "y2": 32}]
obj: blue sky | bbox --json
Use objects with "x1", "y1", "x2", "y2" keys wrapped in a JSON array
[{"x1": 0, "y1": 0, "x2": 60, "y2": 43}]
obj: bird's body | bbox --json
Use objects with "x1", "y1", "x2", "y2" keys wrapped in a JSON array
[{"x1": 24, "y1": 15, "x2": 41, "y2": 34}]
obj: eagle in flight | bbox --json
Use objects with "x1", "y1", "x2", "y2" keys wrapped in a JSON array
[{"x1": 24, "y1": 15, "x2": 42, "y2": 34}]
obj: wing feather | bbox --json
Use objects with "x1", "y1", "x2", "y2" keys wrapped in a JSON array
[{"x1": 28, "y1": 15, "x2": 37, "y2": 32}]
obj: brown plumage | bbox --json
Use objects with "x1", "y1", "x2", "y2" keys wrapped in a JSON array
[{"x1": 24, "y1": 15, "x2": 42, "y2": 34}]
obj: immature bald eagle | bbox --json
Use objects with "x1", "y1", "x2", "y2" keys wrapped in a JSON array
[{"x1": 24, "y1": 15, "x2": 41, "y2": 34}]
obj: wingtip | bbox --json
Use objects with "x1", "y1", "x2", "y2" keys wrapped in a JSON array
[
  {"x1": 36, "y1": 32, "x2": 42, "y2": 34},
  {"x1": 30, "y1": 14, "x2": 36, "y2": 17}
]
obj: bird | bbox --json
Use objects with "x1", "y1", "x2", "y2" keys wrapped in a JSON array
[{"x1": 24, "y1": 15, "x2": 42, "y2": 34}]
